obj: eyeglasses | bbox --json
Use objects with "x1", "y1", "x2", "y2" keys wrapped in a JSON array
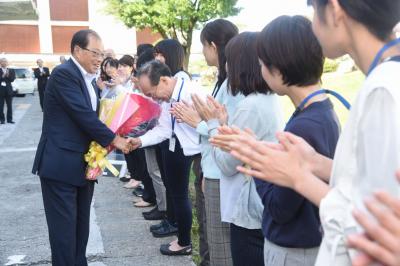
[{"x1": 81, "y1": 47, "x2": 105, "y2": 59}]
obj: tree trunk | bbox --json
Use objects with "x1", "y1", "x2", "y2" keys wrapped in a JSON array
[{"x1": 183, "y1": 28, "x2": 193, "y2": 71}]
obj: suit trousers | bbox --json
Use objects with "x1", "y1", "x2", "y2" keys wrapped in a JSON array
[
  {"x1": 144, "y1": 146, "x2": 167, "y2": 211},
  {"x1": 40, "y1": 178, "x2": 94, "y2": 266},
  {"x1": 38, "y1": 85, "x2": 45, "y2": 110},
  {"x1": 0, "y1": 88, "x2": 12, "y2": 122}
]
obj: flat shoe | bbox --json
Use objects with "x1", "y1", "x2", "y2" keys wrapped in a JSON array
[
  {"x1": 123, "y1": 179, "x2": 141, "y2": 189},
  {"x1": 134, "y1": 200, "x2": 154, "y2": 208},
  {"x1": 160, "y1": 244, "x2": 192, "y2": 256},
  {"x1": 132, "y1": 197, "x2": 142, "y2": 203}
]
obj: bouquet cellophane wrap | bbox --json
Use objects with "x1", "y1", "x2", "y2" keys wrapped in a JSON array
[{"x1": 84, "y1": 92, "x2": 161, "y2": 180}]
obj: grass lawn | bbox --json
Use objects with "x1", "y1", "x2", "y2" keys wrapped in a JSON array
[{"x1": 189, "y1": 70, "x2": 365, "y2": 265}]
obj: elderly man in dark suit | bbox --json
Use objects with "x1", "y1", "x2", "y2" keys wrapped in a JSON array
[
  {"x1": 32, "y1": 29, "x2": 133, "y2": 266},
  {"x1": 34, "y1": 59, "x2": 50, "y2": 110},
  {"x1": 0, "y1": 58, "x2": 16, "y2": 124}
]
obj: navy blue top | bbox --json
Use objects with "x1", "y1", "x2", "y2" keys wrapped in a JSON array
[{"x1": 255, "y1": 98, "x2": 340, "y2": 248}]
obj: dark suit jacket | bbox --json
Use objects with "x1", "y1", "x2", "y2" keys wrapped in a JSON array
[
  {"x1": 32, "y1": 59, "x2": 115, "y2": 186},
  {"x1": 34, "y1": 67, "x2": 50, "y2": 90},
  {"x1": 0, "y1": 68, "x2": 16, "y2": 97}
]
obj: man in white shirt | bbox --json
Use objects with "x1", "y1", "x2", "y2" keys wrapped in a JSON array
[
  {"x1": 131, "y1": 60, "x2": 203, "y2": 256},
  {"x1": 0, "y1": 58, "x2": 16, "y2": 124},
  {"x1": 34, "y1": 59, "x2": 50, "y2": 110}
]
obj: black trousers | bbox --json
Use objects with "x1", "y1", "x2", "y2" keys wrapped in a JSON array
[
  {"x1": 40, "y1": 178, "x2": 94, "y2": 266},
  {"x1": 38, "y1": 86, "x2": 45, "y2": 110},
  {"x1": 230, "y1": 223, "x2": 264, "y2": 266},
  {"x1": 158, "y1": 141, "x2": 176, "y2": 224},
  {"x1": 125, "y1": 148, "x2": 156, "y2": 203},
  {"x1": 0, "y1": 90, "x2": 12, "y2": 122},
  {"x1": 160, "y1": 139, "x2": 194, "y2": 246}
]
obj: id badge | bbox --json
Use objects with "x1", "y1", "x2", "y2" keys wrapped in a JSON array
[
  {"x1": 1, "y1": 82, "x2": 5, "y2": 86},
  {"x1": 169, "y1": 136, "x2": 176, "y2": 152}
]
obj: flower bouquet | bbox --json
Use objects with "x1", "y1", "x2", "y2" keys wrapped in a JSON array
[{"x1": 84, "y1": 92, "x2": 161, "y2": 180}]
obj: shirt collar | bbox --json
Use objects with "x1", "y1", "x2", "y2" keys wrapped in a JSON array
[
  {"x1": 71, "y1": 56, "x2": 96, "y2": 80},
  {"x1": 170, "y1": 77, "x2": 184, "y2": 102}
]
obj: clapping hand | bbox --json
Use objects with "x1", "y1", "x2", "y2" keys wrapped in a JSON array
[
  {"x1": 170, "y1": 100, "x2": 201, "y2": 128},
  {"x1": 227, "y1": 131, "x2": 315, "y2": 189},
  {"x1": 192, "y1": 94, "x2": 228, "y2": 125},
  {"x1": 347, "y1": 170, "x2": 400, "y2": 266},
  {"x1": 209, "y1": 125, "x2": 256, "y2": 152}
]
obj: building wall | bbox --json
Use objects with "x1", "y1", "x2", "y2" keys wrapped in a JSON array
[
  {"x1": 0, "y1": 0, "x2": 162, "y2": 55},
  {"x1": 49, "y1": 0, "x2": 88, "y2": 21},
  {"x1": 0, "y1": 24, "x2": 40, "y2": 53},
  {"x1": 136, "y1": 27, "x2": 162, "y2": 46},
  {"x1": 52, "y1": 26, "x2": 90, "y2": 53}
]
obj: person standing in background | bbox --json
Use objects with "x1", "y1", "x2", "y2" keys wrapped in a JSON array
[
  {"x1": 59, "y1": 56, "x2": 67, "y2": 65},
  {"x1": 0, "y1": 58, "x2": 16, "y2": 124},
  {"x1": 34, "y1": 59, "x2": 50, "y2": 110}
]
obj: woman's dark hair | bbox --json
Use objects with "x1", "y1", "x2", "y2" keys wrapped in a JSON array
[
  {"x1": 100, "y1": 57, "x2": 119, "y2": 81},
  {"x1": 137, "y1": 43, "x2": 154, "y2": 57},
  {"x1": 136, "y1": 48, "x2": 155, "y2": 70},
  {"x1": 119, "y1": 55, "x2": 135, "y2": 74},
  {"x1": 154, "y1": 39, "x2": 185, "y2": 76},
  {"x1": 70, "y1": 29, "x2": 100, "y2": 54},
  {"x1": 257, "y1": 15, "x2": 324, "y2": 87},
  {"x1": 309, "y1": 0, "x2": 400, "y2": 41},
  {"x1": 225, "y1": 32, "x2": 272, "y2": 96},
  {"x1": 200, "y1": 19, "x2": 239, "y2": 89}
]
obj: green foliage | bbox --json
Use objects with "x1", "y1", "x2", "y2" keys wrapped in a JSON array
[
  {"x1": 323, "y1": 58, "x2": 340, "y2": 73},
  {"x1": 104, "y1": 0, "x2": 240, "y2": 68}
]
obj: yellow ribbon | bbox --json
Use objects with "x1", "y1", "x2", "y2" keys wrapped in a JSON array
[{"x1": 84, "y1": 141, "x2": 119, "y2": 177}]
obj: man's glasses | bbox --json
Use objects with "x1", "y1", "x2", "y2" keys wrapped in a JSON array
[{"x1": 81, "y1": 47, "x2": 105, "y2": 59}]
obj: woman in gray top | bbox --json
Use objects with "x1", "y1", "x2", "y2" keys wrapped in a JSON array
[{"x1": 194, "y1": 32, "x2": 283, "y2": 266}]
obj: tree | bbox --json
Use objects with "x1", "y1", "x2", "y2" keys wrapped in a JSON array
[{"x1": 104, "y1": 0, "x2": 241, "y2": 69}]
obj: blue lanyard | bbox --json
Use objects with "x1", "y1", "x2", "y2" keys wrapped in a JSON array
[
  {"x1": 367, "y1": 38, "x2": 400, "y2": 76},
  {"x1": 171, "y1": 78, "x2": 185, "y2": 133},
  {"x1": 288, "y1": 89, "x2": 351, "y2": 122}
]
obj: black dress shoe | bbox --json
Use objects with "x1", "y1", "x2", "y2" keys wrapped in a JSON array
[
  {"x1": 160, "y1": 243, "x2": 192, "y2": 256},
  {"x1": 132, "y1": 186, "x2": 144, "y2": 197},
  {"x1": 152, "y1": 220, "x2": 178, "y2": 238},
  {"x1": 143, "y1": 208, "x2": 166, "y2": 221},
  {"x1": 143, "y1": 206, "x2": 158, "y2": 216},
  {"x1": 0, "y1": 121, "x2": 4, "y2": 124},
  {"x1": 7, "y1": 121, "x2": 15, "y2": 124},
  {"x1": 119, "y1": 176, "x2": 131, "y2": 182},
  {"x1": 150, "y1": 219, "x2": 168, "y2": 232}
]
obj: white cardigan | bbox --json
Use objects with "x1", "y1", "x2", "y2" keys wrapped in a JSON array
[{"x1": 316, "y1": 60, "x2": 400, "y2": 265}]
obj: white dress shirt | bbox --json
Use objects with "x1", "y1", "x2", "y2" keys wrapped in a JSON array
[
  {"x1": 316, "y1": 60, "x2": 400, "y2": 265},
  {"x1": 139, "y1": 71, "x2": 206, "y2": 156},
  {"x1": 71, "y1": 56, "x2": 97, "y2": 111}
]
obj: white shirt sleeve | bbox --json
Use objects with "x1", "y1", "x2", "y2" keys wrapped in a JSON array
[{"x1": 139, "y1": 102, "x2": 172, "y2": 147}]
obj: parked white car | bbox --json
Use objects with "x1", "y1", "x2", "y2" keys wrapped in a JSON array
[{"x1": 10, "y1": 67, "x2": 37, "y2": 96}]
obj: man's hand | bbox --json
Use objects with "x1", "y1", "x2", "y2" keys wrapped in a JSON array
[
  {"x1": 112, "y1": 135, "x2": 132, "y2": 154},
  {"x1": 128, "y1": 138, "x2": 142, "y2": 151}
]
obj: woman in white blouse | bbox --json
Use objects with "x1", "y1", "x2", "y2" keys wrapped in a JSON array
[{"x1": 224, "y1": 0, "x2": 400, "y2": 265}]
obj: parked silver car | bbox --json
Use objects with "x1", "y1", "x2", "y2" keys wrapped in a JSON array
[{"x1": 10, "y1": 67, "x2": 37, "y2": 96}]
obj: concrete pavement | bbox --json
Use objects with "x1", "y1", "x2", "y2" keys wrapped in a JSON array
[{"x1": 0, "y1": 94, "x2": 195, "y2": 266}]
